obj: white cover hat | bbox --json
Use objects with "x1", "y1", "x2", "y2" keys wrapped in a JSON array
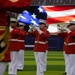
[
  {"x1": 39, "y1": 19, "x2": 47, "y2": 25},
  {"x1": 10, "y1": 18, "x2": 17, "y2": 22},
  {"x1": 19, "y1": 22, "x2": 26, "y2": 26}
]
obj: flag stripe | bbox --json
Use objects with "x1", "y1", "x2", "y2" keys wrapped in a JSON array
[
  {"x1": 42, "y1": 6, "x2": 75, "y2": 24},
  {"x1": 47, "y1": 9, "x2": 75, "y2": 18},
  {"x1": 42, "y1": 6, "x2": 75, "y2": 12},
  {"x1": 47, "y1": 15, "x2": 75, "y2": 24}
]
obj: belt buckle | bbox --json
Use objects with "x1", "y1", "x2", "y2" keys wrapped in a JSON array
[
  {"x1": 66, "y1": 44, "x2": 68, "y2": 46},
  {"x1": 37, "y1": 41, "x2": 39, "y2": 43}
]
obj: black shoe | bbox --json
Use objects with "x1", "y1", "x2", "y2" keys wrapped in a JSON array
[
  {"x1": 17, "y1": 69, "x2": 23, "y2": 71},
  {"x1": 63, "y1": 72, "x2": 67, "y2": 74}
]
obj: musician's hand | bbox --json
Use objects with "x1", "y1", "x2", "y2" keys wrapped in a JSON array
[{"x1": 63, "y1": 27, "x2": 71, "y2": 33}]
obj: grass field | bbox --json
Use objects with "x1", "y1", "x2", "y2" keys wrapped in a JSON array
[{"x1": 4, "y1": 50, "x2": 65, "y2": 75}]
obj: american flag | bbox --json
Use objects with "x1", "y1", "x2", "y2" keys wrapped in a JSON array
[
  {"x1": 42, "y1": 5, "x2": 75, "y2": 24},
  {"x1": 18, "y1": 6, "x2": 47, "y2": 26}
]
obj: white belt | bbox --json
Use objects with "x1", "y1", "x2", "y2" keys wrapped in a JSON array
[
  {"x1": 64, "y1": 42, "x2": 75, "y2": 45},
  {"x1": 11, "y1": 39, "x2": 18, "y2": 42},
  {"x1": 35, "y1": 41, "x2": 46, "y2": 44},
  {"x1": 18, "y1": 40, "x2": 24, "y2": 42}
]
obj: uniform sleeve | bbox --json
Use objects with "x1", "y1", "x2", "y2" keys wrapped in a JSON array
[
  {"x1": 12, "y1": 28, "x2": 19, "y2": 35},
  {"x1": 69, "y1": 31, "x2": 75, "y2": 38},
  {"x1": 0, "y1": 0, "x2": 32, "y2": 13},
  {"x1": 20, "y1": 31, "x2": 27, "y2": 37}
]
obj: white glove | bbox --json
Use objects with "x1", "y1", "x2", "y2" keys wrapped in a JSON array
[
  {"x1": 28, "y1": 28, "x2": 33, "y2": 33},
  {"x1": 58, "y1": 25, "x2": 66, "y2": 30},
  {"x1": 57, "y1": 30, "x2": 62, "y2": 33},
  {"x1": 28, "y1": 25, "x2": 33, "y2": 33},
  {"x1": 57, "y1": 26, "x2": 65, "y2": 33},
  {"x1": 29, "y1": 25, "x2": 33, "y2": 29},
  {"x1": 33, "y1": 25, "x2": 43, "y2": 34},
  {"x1": 57, "y1": 26, "x2": 61, "y2": 30},
  {"x1": 28, "y1": 25, "x2": 34, "y2": 33},
  {"x1": 63, "y1": 27, "x2": 71, "y2": 33}
]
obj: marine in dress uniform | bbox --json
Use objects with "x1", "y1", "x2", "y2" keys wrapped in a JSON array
[
  {"x1": 8, "y1": 18, "x2": 21, "y2": 75},
  {"x1": 18, "y1": 6, "x2": 47, "y2": 75},
  {"x1": 28, "y1": 19, "x2": 50, "y2": 75},
  {"x1": 64, "y1": 23, "x2": 75, "y2": 75},
  {"x1": 17, "y1": 22, "x2": 27, "y2": 70},
  {"x1": 0, "y1": 0, "x2": 31, "y2": 75},
  {"x1": 57, "y1": 22, "x2": 75, "y2": 75},
  {"x1": 57, "y1": 28, "x2": 70, "y2": 75}
]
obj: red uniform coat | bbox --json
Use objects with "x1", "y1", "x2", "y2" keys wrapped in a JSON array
[
  {"x1": 8, "y1": 27, "x2": 20, "y2": 51},
  {"x1": 29, "y1": 29, "x2": 50, "y2": 52},
  {"x1": 58, "y1": 31, "x2": 75, "y2": 54},
  {"x1": 18, "y1": 30, "x2": 27, "y2": 50},
  {"x1": 65, "y1": 30, "x2": 75, "y2": 54},
  {"x1": 0, "y1": 0, "x2": 31, "y2": 62}
]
